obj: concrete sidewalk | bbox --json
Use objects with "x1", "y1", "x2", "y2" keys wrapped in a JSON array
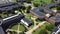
[{"x1": 25, "y1": 21, "x2": 46, "y2": 34}]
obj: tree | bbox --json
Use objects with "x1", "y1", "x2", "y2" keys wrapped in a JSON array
[
  {"x1": 32, "y1": 0, "x2": 43, "y2": 7},
  {"x1": 46, "y1": 24, "x2": 55, "y2": 31},
  {"x1": 39, "y1": 29, "x2": 48, "y2": 34},
  {"x1": 32, "y1": 0, "x2": 51, "y2": 7},
  {"x1": 26, "y1": 0, "x2": 33, "y2": 3}
]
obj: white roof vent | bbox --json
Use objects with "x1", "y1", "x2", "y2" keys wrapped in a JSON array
[
  {"x1": 21, "y1": 19, "x2": 29, "y2": 26},
  {"x1": 45, "y1": 14, "x2": 50, "y2": 18}
]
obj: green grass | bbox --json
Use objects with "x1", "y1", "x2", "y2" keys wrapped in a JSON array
[
  {"x1": 0, "y1": 13, "x2": 13, "y2": 18},
  {"x1": 0, "y1": 14, "x2": 7, "y2": 18},
  {"x1": 11, "y1": 24, "x2": 18, "y2": 30},
  {"x1": 19, "y1": 24, "x2": 25, "y2": 31},
  {"x1": 32, "y1": 24, "x2": 46, "y2": 34},
  {"x1": 10, "y1": 24, "x2": 25, "y2": 32},
  {"x1": 25, "y1": 13, "x2": 31, "y2": 19},
  {"x1": 32, "y1": 0, "x2": 52, "y2": 6},
  {"x1": 32, "y1": 23, "x2": 55, "y2": 34},
  {"x1": 42, "y1": 0, "x2": 51, "y2": 4}
]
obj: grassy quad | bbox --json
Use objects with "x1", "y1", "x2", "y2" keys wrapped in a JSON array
[{"x1": 10, "y1": 24, "x2": 25, "y2": 31}]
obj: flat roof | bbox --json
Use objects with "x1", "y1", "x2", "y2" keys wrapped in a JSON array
[
  {"x1": 22, "y1": 18, "x2": 32, "y2": 24},
  {"x1": 0, "y1": 26, "x2": 5, "y2": 34}
]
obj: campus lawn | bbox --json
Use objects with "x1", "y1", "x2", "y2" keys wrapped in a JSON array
[
  {"x1": 10, "y1": 24, "x2": 25, "y2": 32},
  {"x1": 19, "y1": 24, "x2": 25, "y2": 31},
  {"x1": 32, "y1": 23, "x2": 55, "y2": 34},
  {"x1": 10, "y1": 24, "x2": 18, "y2": 30}
]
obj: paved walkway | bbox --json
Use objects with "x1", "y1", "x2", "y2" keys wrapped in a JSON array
[
  {"x1": 23, "y1": 3, "x2": 32, "y2": 7},
  {"x1": 7, "y1": 23, "x2": 22, "y2": 34},
  {"x1": 25, "y1": 21, "x2": 46, "y2": 34},
  {"x1": 7, "y1": 29, "x2": 22, "y2": 33}
]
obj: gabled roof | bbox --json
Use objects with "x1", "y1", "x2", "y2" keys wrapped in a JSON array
[
  {"x1": 31, "y1": 7, "x2": 45, "y2": 17},
  {"x1": 38, "y1": 6, "x2": 53, "y2": 14},
  {"x1": 0, "y1": 2, "x2": 22, "y2": 13},
  {"x1": 31, "y1": 7, "x2": 45, "y2": 19}
]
